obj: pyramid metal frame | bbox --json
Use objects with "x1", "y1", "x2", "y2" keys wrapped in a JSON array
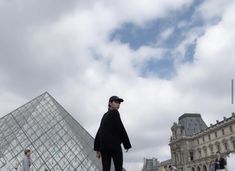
[{"x1": 0, "y1": 92, "x2": 101, "y2": 171}]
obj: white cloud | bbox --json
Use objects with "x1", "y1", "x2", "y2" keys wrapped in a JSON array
[
  {"x1": 197, "y1": 0, "x2": 232, "y2": 22},
  {"x1": 173, "y1": 0, "x2": 235, "y2": 122},
  {"x1": 175, "y1": 0, "x2": 235, "y2": 95},
  {"x1": 98, "y1": 0, "x2": 193, "y2": 26}
]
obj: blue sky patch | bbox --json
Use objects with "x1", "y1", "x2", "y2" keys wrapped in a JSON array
[
  {"x1": 110, "y1": 0, "x2": 204, "y2": 50},
  {"x1": 142, "y1": 56, "x2": 176, "y2": 79},
  {"x1": 184, "y1": 42, "x2": 197, "y2": 63},
  {"x1": 110, "y1": 0, "x2": 206, "y2": 79}
]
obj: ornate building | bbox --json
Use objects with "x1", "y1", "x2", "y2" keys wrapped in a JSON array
[
  {"x1": 157, "y1": 159, "x2": 172, "y2": 171},
  {"x1": 142, "y1": 158, "x2": 159, "y2": 171},
  {"x1": 169, "y1": 113, "x2": 235, "y2": 171}
]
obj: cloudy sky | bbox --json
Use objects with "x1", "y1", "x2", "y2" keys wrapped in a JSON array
[{"x1": 1, "y1": 0, "x2": 235, "y2": 170}]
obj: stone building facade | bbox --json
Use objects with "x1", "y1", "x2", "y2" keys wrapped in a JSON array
[
  {"x1": 142, "y1": 158, "x2": 159, "y2": 171},
  {"x1": 158, "y1": 159, "x2": 172, "y2": 171},
  {"x1": 169, "y1": 113, "x2": 235, "y2": 171}
]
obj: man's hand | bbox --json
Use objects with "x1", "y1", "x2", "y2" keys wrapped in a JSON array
[
  {"x1": 125, "y1": 149, "x2": 129, "y2": 153},
  {"x1": 96, "y1": 151, "x2": 101, "y2": 159}
]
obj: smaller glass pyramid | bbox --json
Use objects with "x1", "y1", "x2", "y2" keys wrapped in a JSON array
[{"x1": 0, "y1": 92, "x2": 102, "y2": 171}]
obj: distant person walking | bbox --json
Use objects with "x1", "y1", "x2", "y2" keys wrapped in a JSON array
[
  {"x1": 215, "y1": 152, "x2": 226, "y2": 171},
  {"x1": 14, "y1": 161, "x2": 20, "y2": 171},
  {"x1": 21, "y1": 149, "x2": 32, "y2": 171},
  {"x1": 94, "y1": 96, "x2": 132, "y2": 171}
]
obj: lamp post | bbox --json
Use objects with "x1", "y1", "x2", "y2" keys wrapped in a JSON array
[{"x1": 232, "y1": 79, "x2": 234, "y2": 104}]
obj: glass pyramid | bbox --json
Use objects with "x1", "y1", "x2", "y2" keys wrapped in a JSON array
[{"x1": 0, "y1": 92, "x2": 102, "y2": 171}]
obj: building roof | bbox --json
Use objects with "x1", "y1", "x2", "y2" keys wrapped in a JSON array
[
  {"x1": 178, "y1": 113, "x2": 208, "y2": 136},
  {"x1": 142, "y1": 158, "x2": 159, "y2": 171},
  {"x1": 158, "y1": 159, "x2": 172, "y2": 167}
]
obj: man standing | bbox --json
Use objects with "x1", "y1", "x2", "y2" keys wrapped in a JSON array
[
  {"x1": 94, "y1": 96, "x2": 132, "y2": 171},
  {"x1": 21, "y1": 149, "x2": 32, "y2": 171},
  {"x1": 215, "y1": 151, "x2": 227, "y2": 171}
]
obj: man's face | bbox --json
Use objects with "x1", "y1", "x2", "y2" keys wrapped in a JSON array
[{"x1": 110, "y1": 100, "x2": 121, "y2": 110}]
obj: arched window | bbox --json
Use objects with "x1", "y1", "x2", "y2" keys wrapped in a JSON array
[
  {"x1": 189, "y1": 151, "x2": 194, "y2": 161},
  {"x1": 197, "y1": 166, "x2": 201, "y2": 171},
  {"x1": 192, "y1": 167, "x2": 195, "y2": 171},
  {"x1": 203, "y1": 165, "x2": 207, "y2": 171}
]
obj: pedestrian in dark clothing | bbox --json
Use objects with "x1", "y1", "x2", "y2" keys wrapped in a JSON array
[
  {"x1": 94, "y1": 96, "x2": 132, "y2": 171},
  {"x1": 215, "y1": 152, "x2": 227, "y2": 171}
]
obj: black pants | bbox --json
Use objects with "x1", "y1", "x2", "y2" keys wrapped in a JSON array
[{"x1": 101, "y1": 147, "x2": 123, "y2": 171}]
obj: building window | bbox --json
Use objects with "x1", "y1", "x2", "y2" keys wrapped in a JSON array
[
  {"x1": 172, "y1": 152, "x2": 176, "y2": 163},
  {"x1": 216, "y1": 143, "x2": 220, "y2": 152},
  {"x1": 197, "y1": 139, "x2": 200, "y2": 145},
  {"x1": 208, "y1": 134, "x2": 211, "y2": 140},
  {"x1": 232, "y1": 139, "x2": 235, "y2": 150},
  {"x1": 222, "y1": 129, "x2": 225, "y2": 135},
  {"x1": 198, "y1": 150, "x2": 202, "y2": 158},
  {"x1": 224, "y1": 142, "x2": 228, "y2": 151},
  {"x1": 177, "y1": 152, "x2": 181, "y2": 164},
  {"x1": 180, "y1": 152, "x2": 184, "y2": 164},
  {"x1": 190, "y1": 151, "x2": 194, "y2": 161},
  {"x1": 203, "y1": 136, "x2": 205, "y2": 142},
  {"x1": 215, "y1": 132, "x2": 218, "y2": 138},
  {"x1": 209, "y1": 144, "x2": 214, "y2": 154},
  {"x1": 203, "y1": 165, "x2": 207, "y2": 171},
  {"x1": 230, "y1": 126, "x2": 233, "y2": 132},
  {"x1": 203, "y1": 147, "x2": 207, "y2": 157}
]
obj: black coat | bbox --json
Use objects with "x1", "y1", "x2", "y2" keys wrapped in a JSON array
[
  {"x1": 215, "y1": 157, "x2": 226, "y2": 170},
  {"x1": 94, "y1": 109, "x2": 132, "y2": 151}
]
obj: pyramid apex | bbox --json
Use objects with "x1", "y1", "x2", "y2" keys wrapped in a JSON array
[
  {"x1": 41, "y1": 91, "x2": 53, "y2": 98},
  {"x1": 42, "y1": 91, "x2": 50, "y2": 95}
]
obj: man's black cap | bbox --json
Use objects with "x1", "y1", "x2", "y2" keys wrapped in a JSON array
[{"x1": 109, "y1": 96, "x2": 124, "y2": 103}]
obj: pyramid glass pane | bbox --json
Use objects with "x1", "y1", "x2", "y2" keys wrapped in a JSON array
[{"x1": 0, "y1": 92, "x2": 102, "y2": 171}]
